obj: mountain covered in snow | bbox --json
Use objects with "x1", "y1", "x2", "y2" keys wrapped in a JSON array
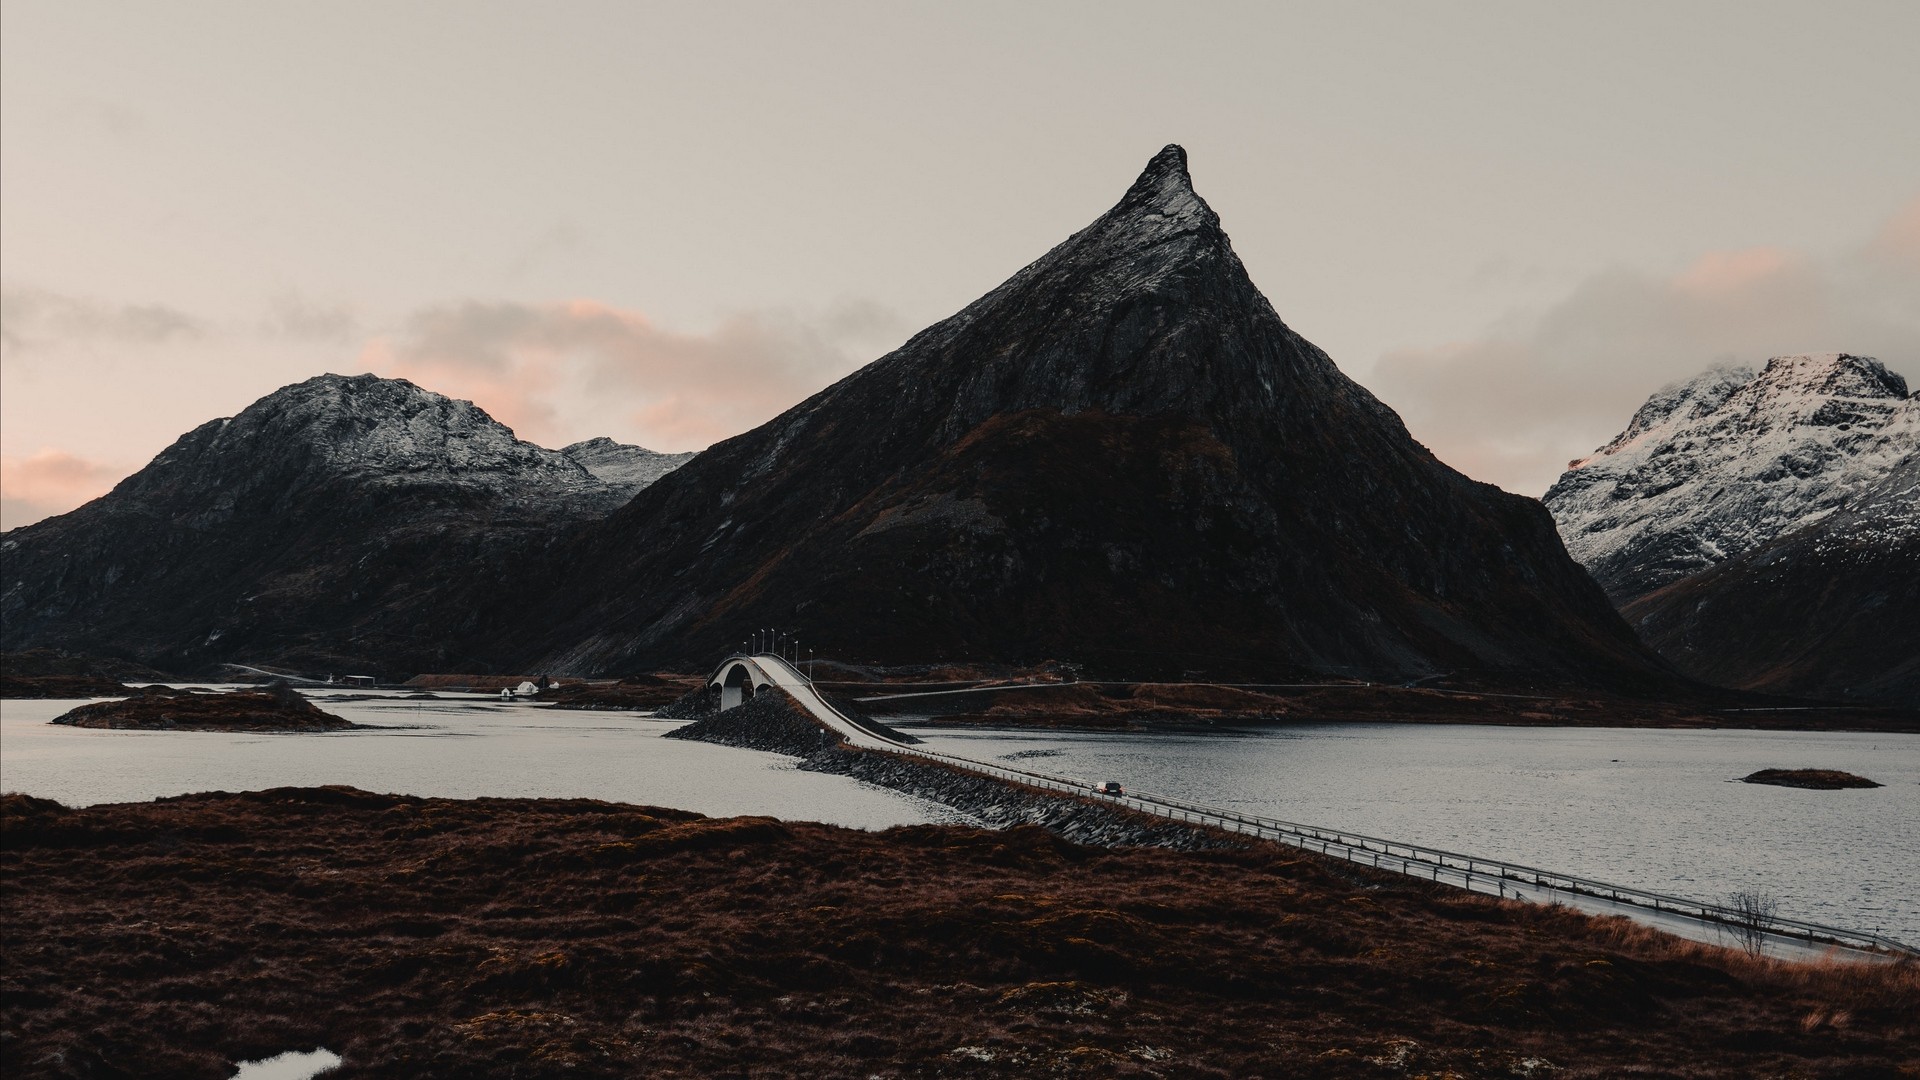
[
  {"x1": 0, "y1": 374, "x2": 678, "y2": 672},
  {"x1": 1545, "y1": 354, "x2": 1917, "y2": 603},
  {"x1": 1545, "y1": 353, "x2": 1918, "y2": 704}
]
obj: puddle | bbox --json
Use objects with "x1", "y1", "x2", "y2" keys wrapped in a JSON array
[{"x1": 231, "y1": 1048, "x2": 342, "y2": 1079}]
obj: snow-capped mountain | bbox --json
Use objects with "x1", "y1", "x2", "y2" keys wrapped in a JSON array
[
  {"x1": 1545, "y1": 353, "x2": 1917, "y2": 603},
  {"x1": 1624, "y1": 454, "x2": 1920, "y2": 705},
  {"x1": 561, "y1": 437, "x2": 695, "y2": 500}
]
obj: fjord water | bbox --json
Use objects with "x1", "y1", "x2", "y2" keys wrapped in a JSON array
[
  {"x1": 901, "y1": 722, "x2": 1920, "y2": 945},
  {"x1": 0, "y1": 690, "x2": 951, "y2": 830},
  {"x1": 3, "y1": 692, "x2": 1912, "y2": 943}
]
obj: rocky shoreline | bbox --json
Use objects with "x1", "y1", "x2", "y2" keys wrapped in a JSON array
[{"x1": 665, "y1": 689, "x2": 1234, "y2": 851}]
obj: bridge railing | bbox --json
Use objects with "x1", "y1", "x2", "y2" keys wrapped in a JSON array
[{"x1": 726, "y1": 654, "x2": 1916, "y2": 959}]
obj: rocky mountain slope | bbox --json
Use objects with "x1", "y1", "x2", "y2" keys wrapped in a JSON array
[
  {"x1": 510, "y1": 146, "x2": 1665, "y2": 685},
  {"x1": 1545, "y1": 354, "x2": 1918, "y2": 705},
  {"x1": 561, "y1": 437, "x2": 695, "y2": 498},
  {"x1": 1546, "y1": 354, "x2": 1916, "y2": 602},
  {"x1": 1622, "y1": 455, "x2": 1919, "y2": 704},
  {"x1": 0, "y1": 374, "x2": 671, "y2": 673}
]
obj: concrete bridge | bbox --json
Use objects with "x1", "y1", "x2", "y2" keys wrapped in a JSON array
[
  {"x1": 706, "y1": 653, "x2": 1914, "y2": 962},
  {"x1": 712, "y1": 653, "x2": 905, "y2": 748}
]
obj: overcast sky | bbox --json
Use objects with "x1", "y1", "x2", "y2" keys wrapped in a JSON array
[{"x1": 4, "y1": 0, "x2": 1917, "y2": 529}]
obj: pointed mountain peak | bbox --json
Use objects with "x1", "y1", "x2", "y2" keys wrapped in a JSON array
[
  {"x1": 1103, "y1": 143, "x2": 1215, "y2": 237},
  {"x1": 1129, "y1": 143, "x2": 1192, "y2": 195}
]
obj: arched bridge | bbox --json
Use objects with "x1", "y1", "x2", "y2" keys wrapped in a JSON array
[
  {"x1": 709, "y1": 653, "x2": 897, "y2": 748},
  {"x1": 711, "y1": 656, "x2": 775, "y2": 711}
]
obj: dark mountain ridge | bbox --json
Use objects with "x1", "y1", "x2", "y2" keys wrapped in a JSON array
[
  {"x1": 0, "y1": 374, "x2": 676, "y2": 673},
  {"x1": 5, "y1": 148, "x2": 1674, "y2": 689},
  {"x1": 505, "y1": 146, "x2": 1665, "y2": 685}
]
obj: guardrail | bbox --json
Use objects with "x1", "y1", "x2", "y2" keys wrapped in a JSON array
[{"x1": 729, "y1": 654, "x2": 1918, "y2": 960}]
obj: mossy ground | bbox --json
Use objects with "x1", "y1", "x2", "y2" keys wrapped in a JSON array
[{"x1": 3, "y1": 788, "x2": 1914, "y2": 1078}]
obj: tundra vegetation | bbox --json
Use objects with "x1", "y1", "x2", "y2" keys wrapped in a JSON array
[{"x1": 2, "y1": 788, "x2": 1913, "y2": 1078}]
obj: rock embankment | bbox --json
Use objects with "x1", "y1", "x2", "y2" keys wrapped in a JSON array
[
  {"x1": 662, "y1": 690, "x2": 842, "y2": 756},
  {"x1": 52, "y1": 682, "x2": 355, "y2": 732},
  {"x1": 813, "y1": 749, "x2": 1230, "y2": 851},
  {"x1": 664, "y1": 688, "x2": 1230, "y2": 850}
]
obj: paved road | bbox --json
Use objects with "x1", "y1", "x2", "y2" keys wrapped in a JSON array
[{"x1": 738, "y1": 654, "x2": 899, "y2": 751}]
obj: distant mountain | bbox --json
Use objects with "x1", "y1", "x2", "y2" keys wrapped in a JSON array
[
  {"x1": 1622, "y1": 456, "x2": 1918, "y2": 705},
  {"x1": 509, "y1": 145, "x2": 1665, "y2": 686},
  {"x1": 1545, "y1": 354, "x2": 1918, "y2": 705},
  {"x1": 0, "y1": 374, "x2": 672, "y2": 673},
  {"x1": 1546, "y1": 354, "x2": 1916, "y2": 602},
  {"x1": 561, "y1": 437, "x2": 696, "y2": 499}
]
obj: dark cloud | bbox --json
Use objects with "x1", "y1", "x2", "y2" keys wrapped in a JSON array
[
  {"x1": 265, "y1": 293, "x2": 359, "y2": 343},
  {"x1": 0, "y1": 286, "x2": 204, "y2": 356},
  {"x1": 1363, "y1": 198, "x2": 1920, "y2": 497}
]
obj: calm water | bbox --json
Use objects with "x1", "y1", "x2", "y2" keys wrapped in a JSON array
[
  {"x1": 3, "y1": 691, "x2": 1913, "y2": 942},
  {"x1": 899, "y1": 721, "x2": 1920, "y2": 944},
  {"x1": 0, "y1": 689, "x2": 951, "y2": 830}
]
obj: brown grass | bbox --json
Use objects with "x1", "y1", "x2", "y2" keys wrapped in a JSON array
[{"x1": 4, "y1": 788, "x2": 1915, "y2": 1078}]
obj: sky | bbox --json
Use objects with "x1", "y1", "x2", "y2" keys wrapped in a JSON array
[{"x1": 3, "y1": 0, "x2": 1917, "y2": 530}]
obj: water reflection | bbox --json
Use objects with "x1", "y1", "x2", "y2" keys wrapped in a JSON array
[{"x1": 0, "y1": 689, "x2": 949, "y2": 831}]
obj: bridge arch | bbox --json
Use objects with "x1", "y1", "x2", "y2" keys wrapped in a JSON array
[{"x1": 712, "y1": 658, "x2": 775, "y2": 711}]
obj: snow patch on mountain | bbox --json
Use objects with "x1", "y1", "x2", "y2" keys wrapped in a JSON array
[
  {"x1": 561, "y1": 437, "x2": 696, "y2": 498},
  {"x1": 1544, "y1": 353, "x2": 1917, "y2": 600}
]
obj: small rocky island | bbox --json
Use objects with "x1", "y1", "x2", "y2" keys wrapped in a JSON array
[
  {"x1": 52, "y1": 683, "x2": 355, "y2": 732},
  {"x1": 1739, "y1": 768, "x2": 1882, "y2": 790}
]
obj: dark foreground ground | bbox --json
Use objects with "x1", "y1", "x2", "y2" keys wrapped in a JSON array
[{"x1": 3, "y1": 789, "x2": 1915, "y2": 1079}]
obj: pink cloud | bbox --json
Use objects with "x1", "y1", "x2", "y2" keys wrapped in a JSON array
[
  {"x1": 1672, "y1": 246, "x2": 1795, "y2": 296},
  {"x1": 1364, "y1": 198, "x2": 1920, "y2": 498},
  {"x1": 1868, "y1": 195, "x2": 1920, "y2": 270},
  {"x1": 0, "y1": 449, "x2": 127, "y2": 531},
  {"x1": 359, "y1": 298, "x2": 900, "y2": 452}
]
